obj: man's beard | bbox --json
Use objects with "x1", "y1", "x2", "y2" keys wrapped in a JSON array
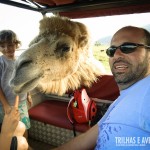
[{"x1": 112, "y1": 54, "x2": 149, "y2": 85}]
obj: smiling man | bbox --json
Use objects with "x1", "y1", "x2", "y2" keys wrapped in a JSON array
[
  {"x1": 53, "y1": 26, "x2": 150, "y2": 150},
  {"x1": 108, "y1": 26, "x2": 150, "y2": 90}
]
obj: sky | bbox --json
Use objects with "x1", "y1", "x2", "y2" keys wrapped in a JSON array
[{"x1": 0, "y1": 3, "x2": 150, "y2": 49}]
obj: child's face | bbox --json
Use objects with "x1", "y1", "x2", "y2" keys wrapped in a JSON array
[{"x1": 0, "y1": 42, "x2": 17, "y2": 59}]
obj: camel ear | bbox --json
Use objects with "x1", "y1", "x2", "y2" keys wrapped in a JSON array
[
  {"x1": 76, "y1": 22, "x2": 90, "y2": 48},
  {"x1": 29, "y1": 35, "x2": 41, "y2": 47},
  {"x1": 78, "y1": 35, "x2": 89, "y2": 48}
]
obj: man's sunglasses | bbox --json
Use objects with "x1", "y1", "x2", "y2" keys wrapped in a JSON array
[{"x1": 106, "y1": 42, "x2": 150, "y2": 57}]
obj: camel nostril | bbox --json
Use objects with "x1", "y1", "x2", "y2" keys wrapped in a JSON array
[{"x1": 18, "y1": 60, "x2": 33, "y2": 70}]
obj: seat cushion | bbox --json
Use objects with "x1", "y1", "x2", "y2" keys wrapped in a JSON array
[{"x1": 29, "y1": 100, "x2": 90, "y2": 132}]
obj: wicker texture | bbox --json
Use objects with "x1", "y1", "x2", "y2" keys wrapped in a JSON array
[{"x1": 29, "y1": 119, "x2": 81, "y2": 146}]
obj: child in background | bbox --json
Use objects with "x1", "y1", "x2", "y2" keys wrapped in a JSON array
[{"x1": 0, "y1": 30, "x2": 32, "y2": 150}]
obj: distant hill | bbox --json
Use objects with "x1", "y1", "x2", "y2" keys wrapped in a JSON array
[
  {"x1": 96, "y1": 35, "x2": 112, "y2": 45},
  {"x1": 95, "y1": 24, "x2": 150, "y2": 45}
]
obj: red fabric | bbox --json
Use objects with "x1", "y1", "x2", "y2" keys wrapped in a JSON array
[
  {"x1": 29, "y1": 100, "x2": 90, "y2": 132},
  {"x1": 59, "y1": 4, "x2": 150, "y2": 19},
  {"x1": 32, "y1": 0, "x2": 150, "y2": 19},
  {"x1": 86, "y1": 75, "x2": 120, "y2": 101},
  {"x1": 67, "y1": 75, "x2": 120, "y2": 101}
]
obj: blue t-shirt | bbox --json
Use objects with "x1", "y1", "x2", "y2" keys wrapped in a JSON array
[{"x1": 95, "y1": 76, "x2": 150, "y2": 150}]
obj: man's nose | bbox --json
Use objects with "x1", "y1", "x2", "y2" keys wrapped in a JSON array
[{"x1": 113, "y1": 48, "x2": 124, "y2": 57}]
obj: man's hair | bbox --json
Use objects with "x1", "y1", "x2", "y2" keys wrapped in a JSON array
[
  {"x1": 0, "y1": 30, "x2": 21, "y2": 48},
  {"x1": 114, "y1": 26, "x2": 150, "y2": 47}
]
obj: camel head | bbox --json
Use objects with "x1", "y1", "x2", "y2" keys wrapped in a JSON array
[{"x1": 10, "y1": 16, "x2": 105, "y2": 95}]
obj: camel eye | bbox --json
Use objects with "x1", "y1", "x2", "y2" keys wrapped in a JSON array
[
  {"x1": 61, "y1": 45, "x2": 70, "y2": 52},
  {"x1": 56, "y1": 43, "x2": 70, "y2": 53}
]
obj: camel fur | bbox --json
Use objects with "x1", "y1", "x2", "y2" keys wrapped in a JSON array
[{"x1": 10, "y1": 16, "x2": 105, "y2": 95}]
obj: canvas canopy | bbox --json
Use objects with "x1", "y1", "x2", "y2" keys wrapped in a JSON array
[{"x1": 1, "y1": 0, "x2": 150, "y2": 18}]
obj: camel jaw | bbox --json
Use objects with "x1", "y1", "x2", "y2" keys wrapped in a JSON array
[{"x1": 10, "y1": 76, "x2": 40, "y2": 94}]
